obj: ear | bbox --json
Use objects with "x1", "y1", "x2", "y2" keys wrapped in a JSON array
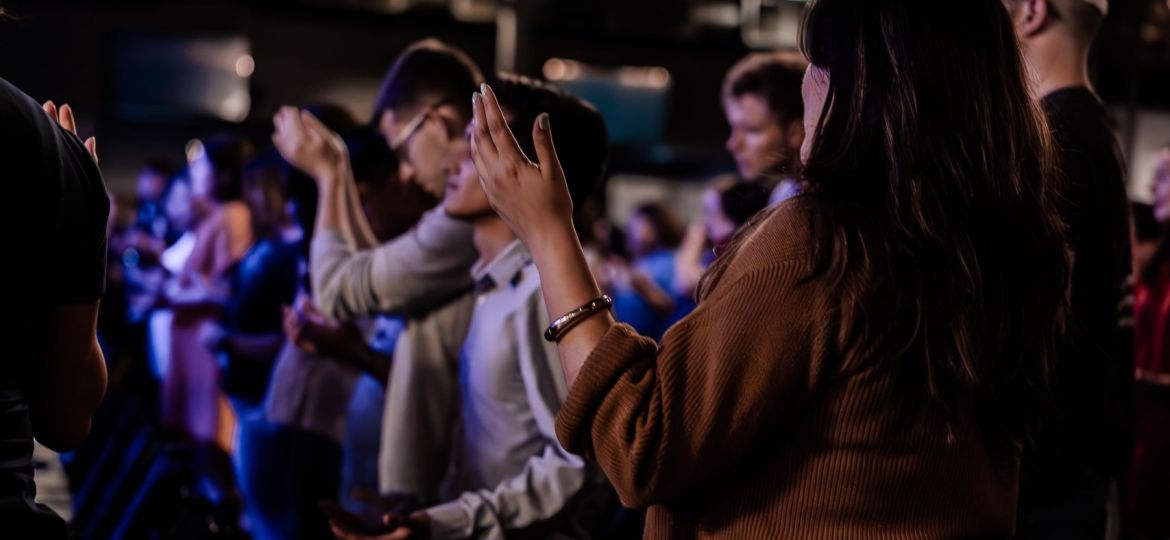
[
  {"x1": 1015, "y1": 0, "x2": 1049, "y2": 38},
  {"x1": 378, "y1": 110, "x2": 398, "y2": 143}
]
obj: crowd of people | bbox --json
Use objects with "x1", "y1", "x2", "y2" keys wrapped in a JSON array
[{"x1": 5, "y1": 0, "x2": 1170, "y2": 538}]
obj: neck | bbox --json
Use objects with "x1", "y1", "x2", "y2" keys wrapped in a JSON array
[
  {"x1": 473, "y1": 216, "x2": 517, "y2": 264},
  {"x1": 1024, "y1": 34, "x2": 1092, "y2": 99}
]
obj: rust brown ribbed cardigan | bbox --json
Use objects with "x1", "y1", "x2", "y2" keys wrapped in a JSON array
[{"x1": 555, "y1": 197, "x2": 1020, "y2": 539}]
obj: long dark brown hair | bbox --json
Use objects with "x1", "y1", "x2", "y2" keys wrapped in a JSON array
[{"x1": 710, "y1": 0, "x2": 1069, "y2": 453}]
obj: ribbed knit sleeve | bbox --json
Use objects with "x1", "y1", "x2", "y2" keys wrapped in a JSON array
[{"x1": 554, "y1": 259, "x2": 818, "y2": 509}]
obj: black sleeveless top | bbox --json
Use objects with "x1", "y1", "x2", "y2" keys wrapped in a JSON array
[{"x1": 0, "y1": 77, "x2": 109, "y2": 538}]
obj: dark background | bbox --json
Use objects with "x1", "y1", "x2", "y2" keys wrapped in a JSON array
[{"x1": 0, "y1": 0, "x2": 1166, "y2": 195}]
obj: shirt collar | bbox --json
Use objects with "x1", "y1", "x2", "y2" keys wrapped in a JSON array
[{"x1": 471, "y1": 239, "x2": 532, "y2": 292}]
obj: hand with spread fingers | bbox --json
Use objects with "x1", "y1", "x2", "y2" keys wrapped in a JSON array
[
  {"x1": 271, "y1": 106, "x2": 348, "y2": 184},
  {"x1": 469, "y1": 84, "x2": 573, "y2": 250},
  {"x1": 42, "y1": 101, "x2": 98, "y2": 164}
]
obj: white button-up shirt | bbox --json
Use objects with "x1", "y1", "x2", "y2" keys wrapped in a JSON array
[{"x1": 425, "y1": 240, "x2": 606, "y2": 539}]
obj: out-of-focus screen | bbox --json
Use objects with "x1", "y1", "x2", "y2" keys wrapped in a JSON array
[
  {"x1": 546, "y1": 59, "x2": 671, "y2": 146},
  {"x1": 113, "y1": 34, "x2": 253, "y2": 123}
]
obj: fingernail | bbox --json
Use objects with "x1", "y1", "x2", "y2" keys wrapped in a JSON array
[
  {"x1": 480, "y1": 83, "x2": 489, "y2": 95},
  {"x1": 472, "y1": 92, "x2": 480, "y2": 106},
  {"x1": 538, "y1": 113, "x2": 549, "y2": 131}
]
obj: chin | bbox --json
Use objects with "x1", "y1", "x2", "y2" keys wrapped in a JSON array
[{"x1": 443, "y1": 204, "x2": 471, "y2": 221}]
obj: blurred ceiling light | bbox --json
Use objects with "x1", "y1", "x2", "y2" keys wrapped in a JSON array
[
  {"x1": 219, "y1": 92, "x2": 251, "y2": 122},
  {"x1": 235, "y1": 54, "x2": 255, "y2": 78},
  {"x1": 546, "y1": 58, "x2": 671, "y2": 89},
  {"x1": 689, "y1": 3, "x2": 739, "y2": 28},
  {"x1": 617, "y1": 66, "x2": 672, "y2": 89},
  {"x1": 186, "y1": 139, "x2": 205, "y2": 164},
  {"x1": 547, "y1": 58, "x2": 585, "y2": 81},
  {"x1": 648, "y1": 67, "x2": 671, "y2": 88},
  {"x1": 450, "y1": 0, "x2": 496, "y2": 23},
  {"x1": 544, "y1": 58, "x2": 584, "y2": 81},
  {"x1": 544, "y1": 58, "x2": 566, "y2": 80}
]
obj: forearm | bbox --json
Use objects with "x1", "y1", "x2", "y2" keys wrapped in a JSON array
[
  {"x1": 314, "y1": 164, "x2": 348, "y2": 239},
  {"x1": 342, "y1": 346, "x2": 392, "y2": 383},
  {"x1": 424, "y1": 447, "x2": 589, "y2": 539},
  {"x1": 529, "y1": 222, "x2": 615, "y2": 387},
  {"x1": 339, "y1": 168, "x2": 379, "y2": 249},
  {"x1": 33, "y1": 304, "x2": 108, "y2": 451}
]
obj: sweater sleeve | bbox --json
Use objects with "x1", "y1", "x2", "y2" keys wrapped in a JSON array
[
  {"x1": 310, "y1": 207, "x2": 477, "y2": 320},
  {"x1": 555, "y1": 259, "x2": 818, "y2": 508}
]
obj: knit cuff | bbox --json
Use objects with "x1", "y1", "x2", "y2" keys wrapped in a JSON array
[{"x1": 555, "y1": 323, "x2": 658, "y2": 457}]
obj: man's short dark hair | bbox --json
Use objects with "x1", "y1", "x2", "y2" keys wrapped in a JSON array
[
  {"x1": 371, "y1": 39, "x2": 485, "y2": 125},
  {"x1": 491, "y1": 73, "x2": 610, "y2": 210},
  {"x1": 346, "y1": 126, "x2": 398, "y2": 187},
  {"x1": 722, "y1": 52, "x2": 807, "y2": 126}
]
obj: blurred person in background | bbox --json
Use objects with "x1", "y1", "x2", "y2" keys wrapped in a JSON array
[
  {"x1": 612, "y1": 203, "x2": 689, "y2": 341},
  {"x1": 722, "y1": 52, "x2": 808, "y2": 205},
  {"x1": 1004, "y1": 1, "x2": 1134, "y2": 537},
  {"x1": 675, "y1": 178, "x2": 771, "y2": 302},
  {"x1": 133, "y1": 159, "x2": 177, "y2": 240},
  {"x1": 208, "y1": 150, "x2": 301, "y2": 412},
  {"x1": 1132, "y1": 200, "x2": 1162, "y2": 276},
  {"x1": 1, "y1": 79, "x2": 109, "y2": 537},
  {"x1": 1128, "y1": 145, "x2": 1170, "y2": 539},
  {"x1": 162, "y1": 133, "x2": 255, "y2": 527},
  {"x1": 261, "y1": 123, "x2": 424, "y2": 539},
  {"x1": 471, "y1": 0, "x2": 1069, "y2": 535},
  {"x1": 197, "y1": 149, "x2": 306, "y2": 540},
  {"x1": 330, "y1": 73, "x2": 613, "y2": 540}
]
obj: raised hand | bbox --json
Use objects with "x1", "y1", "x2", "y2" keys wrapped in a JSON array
[
  {"x1": 42, "y1": 101, "x2": 98, "y2": 164},
  {"x1": 470, "y1": 84, "x2": 573, "y2": 249},
  {"x1": 271, "y1": 106, "x2": 347, "y2": 183}
]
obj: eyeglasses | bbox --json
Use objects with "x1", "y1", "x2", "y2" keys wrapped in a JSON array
[
  {"x1": 389, "y1": 101, "x2": 461, "y2": 156},
  {"x1": 390, "y1": 107, "x2": 432, "y2": 152}
]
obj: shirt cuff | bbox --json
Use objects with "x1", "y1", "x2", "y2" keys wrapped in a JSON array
[
  {"x1": 425, "y1": 500, "x2": 473, "y2": 540},
  {"x1": 554, "y1": 323, "x2": 658, "y2": 457}
]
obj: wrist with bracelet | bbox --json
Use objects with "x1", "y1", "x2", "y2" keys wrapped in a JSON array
[{"x1": 544, "y1": 294, "x2": 614, "y2": 343}]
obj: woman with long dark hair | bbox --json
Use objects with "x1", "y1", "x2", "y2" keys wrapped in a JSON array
[{"x1": 469, "y1": 0, "x2": 1069, "y2": 536}]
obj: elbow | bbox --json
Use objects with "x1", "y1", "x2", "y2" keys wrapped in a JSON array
[
  {"x1": 310, "y1": 278, "x2": 344, "y2": 320},
  {"x1": 610, "y1": 475, "x2": 664, "y2": 510},
  {"x1": 601, "y1": 456, "x2": 673, "y2": 509},
  {"x1": 34, "y1": 417, "x2": 94, "y2": 452},
  {"x1": 32, "y1": 345, "x2": 108, "y2": 452}
]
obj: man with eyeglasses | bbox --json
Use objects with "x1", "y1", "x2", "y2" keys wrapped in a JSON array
[{"x1": 280, "y1": 39, "x2": 486, "y2": 515}]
